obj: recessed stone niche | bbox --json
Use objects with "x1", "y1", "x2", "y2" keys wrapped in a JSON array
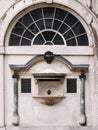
[{"x1": 33, "y1": 69, "x2": 65, "y2": 105}]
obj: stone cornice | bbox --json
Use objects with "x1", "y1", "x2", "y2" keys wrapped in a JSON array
[{"x1": 9, "y1": 51, "x2": 89, "y2": 71}]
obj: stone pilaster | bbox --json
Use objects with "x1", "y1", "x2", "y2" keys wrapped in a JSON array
[
  {"x1": 12, "y1": 71, "x2": 19, "y2": 126},
  {"x1": 79, "y1": 71, "x2": 86, "y2": 126}
]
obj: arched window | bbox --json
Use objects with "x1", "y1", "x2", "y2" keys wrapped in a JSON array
[{"x1": 9, "y1": 7, "x2": 89, "y2": 46}]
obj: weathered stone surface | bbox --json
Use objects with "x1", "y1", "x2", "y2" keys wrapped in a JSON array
[
  {"x1": 5, "y1": 126, "x2": 98, "y2": 130},
  {"x1": 0, "y1": 0, "x2": 98, "y2": 130}
]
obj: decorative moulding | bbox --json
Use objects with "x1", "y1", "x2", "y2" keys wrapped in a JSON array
[{"x1": 9, "y1": 51, "x2": 89, "y2": 71}]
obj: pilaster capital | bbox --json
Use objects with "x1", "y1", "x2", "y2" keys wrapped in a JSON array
[
  {"x1": 79, "y1": 71, "x2": 86, "y2": 79},
  {"x1": 12, "y1": 71, "x2": 19, "y2": 79}
]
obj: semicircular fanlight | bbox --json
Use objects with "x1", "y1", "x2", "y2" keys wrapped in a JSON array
[{"x1": 9, "y1": 7, "x2": 89, "y2": 46}]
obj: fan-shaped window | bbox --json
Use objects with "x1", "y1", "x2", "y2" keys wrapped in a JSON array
[{"x1": 9, "y1": 7, "x2": 89, "y2": 46}]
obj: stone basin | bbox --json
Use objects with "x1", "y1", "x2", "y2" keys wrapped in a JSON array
[{"x1": 33, "y1": 96, "x2": 65, "y2": 105}]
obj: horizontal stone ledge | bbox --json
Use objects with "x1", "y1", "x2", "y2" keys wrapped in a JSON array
[
  {"x1": 5, "y1": 46, "x2": 94, "y2": 56},
  {"x1": 5, "y1": 126, "x2": 98, "y2": 130}
]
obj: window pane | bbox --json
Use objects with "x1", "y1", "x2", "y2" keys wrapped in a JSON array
[
  {"x1": 67, "y1": 79, "x2": 77, "y2": 93},
  {"x1": 42, "y1": 31, "x2": 55, "y2": 41},
  {"x1": 53, "y1": 34, "x2": 64, "y2": 45},
  {"x1": 63, "y1": 31, "x2": 74, "y2": 40},
  {"x1": 45, "y1": 19, "x2": 52, "y2": 29},
  {"x1": 64, "y1": 13, "x2": 77, "y2": 26},
  {"x1": 77, "y1": 35, "x2": 89, "y2": 46},
  {"x1": 28, "y1": 24, "x2": 39, "y2": 34},
  {"x1": 12, "y1": 22, "x2": 25, "y2": 35},
  {"x1": 59, "y1": 23, "x2": 68, "y2": 34},
  {"x1": 72, "y1": 22, "x2": 86, "y2": 35},
  {"x1": 21, "y1": 79, "x2": 31, "y2": 93},
  {"x1": 33, "y1": 34, "x2": 45, "y2": 45},
  {"x1": 43, "y1": 7, "x2": 54, "y2": 18},
  {"x1": 19, "y1": 13, "x2": 33, "y2": 27},
  {"x1": 9, "y1": 34, "x2": 20, "y2": 46},
  {"x1": 66, "y1": 38, "x2": 76, "y2": 46},
  {"x1": 53, "y1": 20, "x2": 61, "y2": 30},
  {"x1": 30, "y1": 8, "x2": 42, "y2": 21},
  {"x1": 55, "y1": 8, "x2": 67, "y2": 21},
  {"x1": 36, "y1": 20, "x2": 45, "y2": 30},
  {"x1": 21, "y1": 38, "x2": 31, "y2": 46},
  {"x1": 23, "y1": 30, "x2": 34, "y2": 40}
]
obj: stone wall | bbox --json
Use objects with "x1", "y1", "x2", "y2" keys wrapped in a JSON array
[
  {"x1": 78, "y1": 0, "x2": 98, "y2": 16},
  {"x1": 0, "y1": 0, "x2": 98, "y2": 130}
]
